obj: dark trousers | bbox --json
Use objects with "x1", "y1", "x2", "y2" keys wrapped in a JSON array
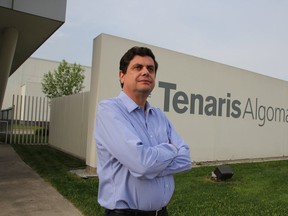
[{"x1": 104, "y1": 207, "x2": 169, "y2": 216}]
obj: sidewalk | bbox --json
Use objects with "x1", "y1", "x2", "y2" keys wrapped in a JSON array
[{"x1": 0, "y1": 142, "x2": 83, "y2": 216}]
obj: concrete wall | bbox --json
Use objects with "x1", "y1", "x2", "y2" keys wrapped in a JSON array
[
  {"x1": 49, "y1": 92, "x2": 89, "y2": 159},
  {"x1": 0, "y1": 0, "x2": 66, "y2": 21},
  {"x1": 86, "y1": 34, "x2": 288, "y2": 169}
]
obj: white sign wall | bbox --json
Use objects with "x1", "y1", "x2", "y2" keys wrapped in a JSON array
[{"x1": 86, "y1": 34, "x2": 288, "y2": 169}]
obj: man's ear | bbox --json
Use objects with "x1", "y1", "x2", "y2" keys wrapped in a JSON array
[{"x1": 119, "y1": 70, "x2": 124, "y2": 86}]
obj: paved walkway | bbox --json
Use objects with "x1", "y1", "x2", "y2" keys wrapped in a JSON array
[{"x1": 0, "y1": 142, "x2": 83, "y2": 216}]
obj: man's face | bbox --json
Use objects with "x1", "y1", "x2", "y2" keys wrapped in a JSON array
[{"x1": 119, "y1": 55, "x2": 156, "y2": 97}]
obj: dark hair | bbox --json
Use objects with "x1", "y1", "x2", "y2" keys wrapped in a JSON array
[{"x1": 119, "y1": 46, "x2": 158, "y2": 74}]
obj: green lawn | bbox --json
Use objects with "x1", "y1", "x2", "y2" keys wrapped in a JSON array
[{"x1": 12, "y1": 144, "x2": 288, "y2": 216}]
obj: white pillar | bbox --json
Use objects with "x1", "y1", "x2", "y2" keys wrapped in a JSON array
[
  {"x1": 0, "y1": 27, "x2": 19, "y2": 109},
  {"x1": 85, "y1": 37, "x2": 101, "y2": 174}
]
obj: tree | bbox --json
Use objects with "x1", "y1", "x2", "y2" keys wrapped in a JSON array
[{"x1": 41, "y1": 60, "x2": 85, "y2": 99}]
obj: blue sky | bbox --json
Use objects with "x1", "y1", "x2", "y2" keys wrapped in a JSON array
[{"x1": 32, "y1": 0, "x2": 288, "y2": 80}]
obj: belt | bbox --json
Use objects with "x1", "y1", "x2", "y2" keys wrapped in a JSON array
[{"x1": 105, "y1": 206, "x2": 167, "y2": 216}]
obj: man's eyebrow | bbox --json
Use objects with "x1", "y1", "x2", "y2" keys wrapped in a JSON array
[
  {"x1": 133, "y1": 63, "x2": 154, "y2": 67},
  {"x1": 130, "y1": 63, "x2": 155, "y2": 71},
  {"x1": 131, "y1": 63, "x2": 142, "y2": 68},
  {"x1": 147, "y1": 65, "x2": 155, "y2": 68}
]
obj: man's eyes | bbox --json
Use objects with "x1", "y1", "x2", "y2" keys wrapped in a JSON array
[
  {"x1": 133, "y1": 64, "x2": 143, "y2": 70},
  {"x1": 132, "y1": 64, "x2": 155, "y2": 73},
  {"x1": 146, "y1": 66, "x2": 155, "y2": 73}
]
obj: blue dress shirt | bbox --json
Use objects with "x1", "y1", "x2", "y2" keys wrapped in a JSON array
[{"x1": 94, "y1": 91, "x2": 192, "y2": 211}]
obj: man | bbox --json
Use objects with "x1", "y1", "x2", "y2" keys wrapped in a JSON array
[{"x1": 94, "y1": 46, "x2": 192, "y2": 216}]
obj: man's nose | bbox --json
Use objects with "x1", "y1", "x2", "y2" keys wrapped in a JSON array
[{"x1": 142, "y1": 66, "x2": 150, "y2": 75}]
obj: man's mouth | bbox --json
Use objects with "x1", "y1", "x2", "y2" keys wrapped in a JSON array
[{"x1": 139, "y1": 79, "x2": 151, "y2": 84}]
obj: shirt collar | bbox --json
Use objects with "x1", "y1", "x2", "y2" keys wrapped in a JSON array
[{"x1": 118, "y1": 91, "x2": 153, "y2": 113}]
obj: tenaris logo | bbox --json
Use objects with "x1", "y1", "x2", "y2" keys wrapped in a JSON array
[{"x1": 158, "y1": 81, "x2": 288, "y2": 127}]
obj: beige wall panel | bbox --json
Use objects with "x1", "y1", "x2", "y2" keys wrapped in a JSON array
[{"x1": 50, "y1": 92, "x2": 89, "y2": 159}]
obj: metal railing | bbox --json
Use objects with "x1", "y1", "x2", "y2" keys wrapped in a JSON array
[
  {"x1": 7, "y1": 95, "x2": 50, "y2": 144},
  {"x1": 0, "y1": 120, "x2": 8, "y2": 144},
  {"x1": 0, "y1": 107, "x2": 13, "y2": 120}
]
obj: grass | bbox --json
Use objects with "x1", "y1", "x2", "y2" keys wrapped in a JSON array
[
  {"x1": 12, "y1": 124, "x2": 41, "y2": 130},
  {"x1": 0, "y1": 131, "x2": 49, "y2": 144},
  {"x1": 12, "y1": 144, "x2": 288, "y2": 216},
  {"x1": 172, "y1": 162, "x2": 288, "y2": 215}
]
